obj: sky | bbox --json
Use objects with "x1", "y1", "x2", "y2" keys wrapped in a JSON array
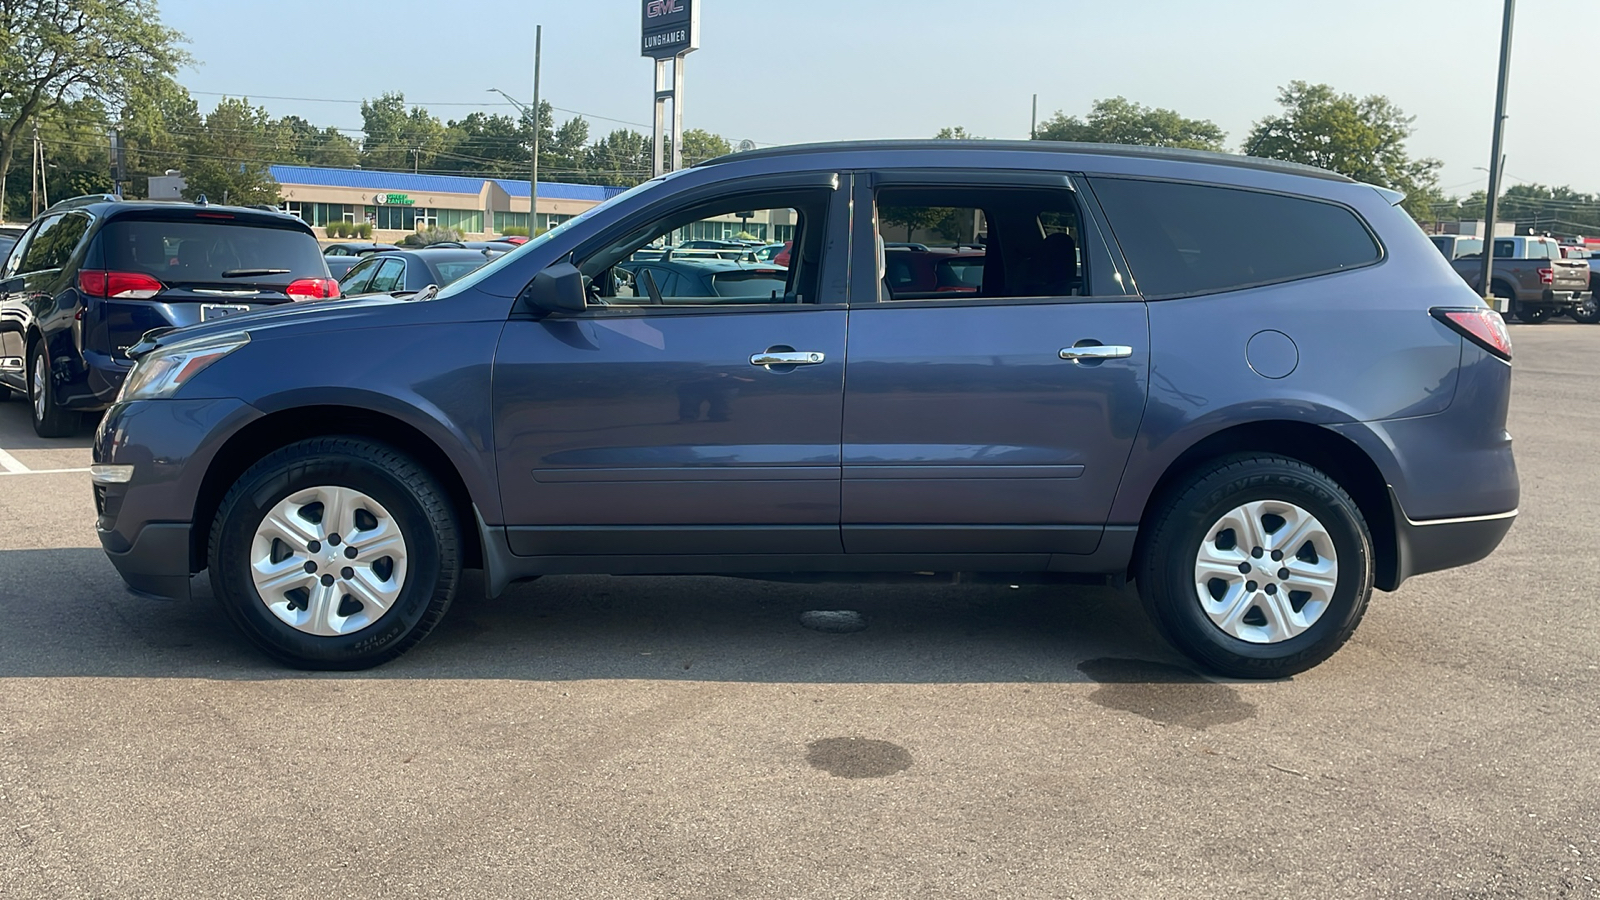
[{"x1": 161, "y1": 0, "x2": 1593, "y2": 198}]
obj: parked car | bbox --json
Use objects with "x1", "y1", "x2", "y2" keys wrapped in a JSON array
[
  {"x1": 93, "y1": 140, "x2": 1518, "y2": 679},
  {"x1": 1449, "y1": 235, "x2": 1589, "y2": 323},
  {"x1": 323, "y1": 241, "x2": 397, "y2": 257},
  {"x1": 0, "y1": 195, "x2": 335, "y2": 436},
  {"x1": 1428, "y1": 234, "x2": 1483, "y2": 260},
  {"x1": 883, "y1": 247, "x2": 990, "y2": 295},
  {"x1": 337, "y1": 248, "x2": 503, "y2": 297},
  {"x1": 615, "y1": 258, "x2": 789, "y2": 302}
]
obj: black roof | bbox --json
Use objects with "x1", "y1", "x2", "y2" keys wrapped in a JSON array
[{"x1": 698, "y1": 140, "x2": 1353, "y2": 183}]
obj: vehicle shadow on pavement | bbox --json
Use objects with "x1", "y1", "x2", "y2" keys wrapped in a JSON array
[{"x1": 0, "y1": 547, "x2": 1206, "y2": 685}]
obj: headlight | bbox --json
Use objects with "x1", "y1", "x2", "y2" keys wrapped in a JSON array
[{"x1": 118, "y1": 334, "x2": 250, "y2": 401}]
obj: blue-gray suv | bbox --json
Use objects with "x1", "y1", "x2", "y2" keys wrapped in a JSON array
[{"x1": 91, "y1": 141, "x2": 1519, "y2": 677}]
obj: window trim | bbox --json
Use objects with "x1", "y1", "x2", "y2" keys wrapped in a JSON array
[{"x1": 1082, "y1": 173, "x2": 1388, "y2": 301}]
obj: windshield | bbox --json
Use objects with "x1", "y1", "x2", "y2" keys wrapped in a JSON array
[{"x1": 434, "y1": 176, "x2": 671, "y2": 300}]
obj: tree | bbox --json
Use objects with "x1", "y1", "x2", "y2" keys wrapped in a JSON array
[
  {"x1": 934, "y1": 126, "x2": 981, "y2": 140},
  {"x1": 275, "y1": 115, "x2": 359, "y2": 169},
  {"x1": 583, "y1": 129, "x2": 652, "y2": 186},
  {"x1": 879, "y1": 205, "x2": 949, "y2": 242},
  {"x1": 677, "y1": 128, "x2": 731, "y2": 165},
  {"x1": 546, "y1": 115, "x2": 590, "y2": 177},
  {"x1": 180, "y1": 97, "x2": 279, "y2": 206},
  {"x1": 120, "y1": 79, "x2": 201, "y2": 197},
  {"x1": 1034, "y1": 97, "x2": 1225, "y2": 151},
  {"x1": 0, "y1": 0, "x2": 187, "y2": 219},
  {"x1": 1244, "y1": 81, "x2": 1441, "y2": 221},
  {"x1": 440, "y1": 111, "x2": 527, "y2": 177},
  {"x1": 359, "y1": 93, "x2": 447, "y2": 173}
]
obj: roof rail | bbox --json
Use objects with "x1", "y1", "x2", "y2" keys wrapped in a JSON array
[{"x1": 44, "y1": 193, "x2": 119, "y2": 213}]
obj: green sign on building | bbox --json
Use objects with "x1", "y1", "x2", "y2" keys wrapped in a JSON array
[{"x1": 373, "y1": 192, "x2": 415, "y2": 206}]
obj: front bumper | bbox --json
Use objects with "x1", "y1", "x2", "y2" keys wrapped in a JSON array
[
  {"x1": 94, "y1": 397, "x2": 260, "y2": 600},
  {"x1": 100, "y1": 522, "x2": 194, "y2": 600}
]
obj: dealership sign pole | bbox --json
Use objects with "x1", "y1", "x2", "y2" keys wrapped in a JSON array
[{"x1": 642, "y1": 0, "x2": 699, "y2": 178}]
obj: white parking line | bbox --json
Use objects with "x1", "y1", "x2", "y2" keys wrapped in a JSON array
[
  {"x1": 0, "y1": 467, "x2": 90, "y2": 476},
  {"x1": 0, "y1": 446, "x2": 29, "y2": 474}
]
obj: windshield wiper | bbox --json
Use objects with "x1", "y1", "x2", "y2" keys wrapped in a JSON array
[{"x1": 221, "y1": 268, "x2": 291, "y2": 278}]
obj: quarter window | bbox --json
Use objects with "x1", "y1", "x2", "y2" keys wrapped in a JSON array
[
  {"x1": 19, "y1": 212, "x2": 92, "y2": 274},
  {"x1": 1089, "y1": 178, "x2": 1380, "y2": 298}
]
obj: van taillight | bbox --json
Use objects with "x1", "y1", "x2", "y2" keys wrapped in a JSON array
[
  {"x1": 286, "y1": 278, "x2": 340, "y2": 300},
  {"x1": 1431, "y1": 307, "x2": 1513, "y2": 361},
  {"x1": 77, "y1": 270, "x2": 163, "y2": 299}
]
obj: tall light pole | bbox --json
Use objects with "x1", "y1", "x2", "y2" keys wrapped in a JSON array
[
  {"x1": 1480, "y1": 0, "x2": 1515, "y2": 310},
  {"x1": 489, "y1": 24, "x2": 543, "y2": 236}
]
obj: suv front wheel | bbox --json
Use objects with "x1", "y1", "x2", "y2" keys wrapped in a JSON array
[
  {"x1": 208, "y1": 437, "x2": 461, "y2": 669},
  {"x1": 1136, "y1": 455, "x2": 1374, "y2": 679}
]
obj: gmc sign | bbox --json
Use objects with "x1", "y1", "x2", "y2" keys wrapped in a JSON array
[{"x1": 641, "y1": 0, "x2": 697, "y2": 58}]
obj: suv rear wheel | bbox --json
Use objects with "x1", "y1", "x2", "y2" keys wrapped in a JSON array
[
  {"x1": 1136, "y1": 455, "x2": 1374, "y2": 679},
  {"x1": 208, "y1": 437, "x2": 460, "y2": 669},
  {"x1": 29, "y1": 343, "x2": 81, "y2": 438}
]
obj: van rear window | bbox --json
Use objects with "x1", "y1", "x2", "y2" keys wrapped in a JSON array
[{"x1": 100, "y1": 219, "x2": 324, "y2": 285}]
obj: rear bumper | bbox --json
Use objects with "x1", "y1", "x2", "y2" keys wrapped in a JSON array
[
  {"x1": 99, "y1": 521, "x2": 193, "y2": 600},
  {"x1": 1389, "y1": 488, "x2": 1516, "y2": 588}
]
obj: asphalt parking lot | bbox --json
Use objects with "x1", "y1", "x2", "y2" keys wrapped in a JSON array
[{"x1": 1, "y1": 324, "x2": 1596, "y2": 899}]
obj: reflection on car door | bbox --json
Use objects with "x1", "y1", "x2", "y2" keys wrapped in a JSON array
[{"x1": 491, "y1": 175, "x2": 852, "y2": 560}]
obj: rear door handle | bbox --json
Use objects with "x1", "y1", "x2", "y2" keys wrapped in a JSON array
[
  {"x1": 1059, "y1": 345, "x2": 1133, "y2": 361},
  {"x1": 750, "y1": 350, "x2": 826, "y2": 367}
]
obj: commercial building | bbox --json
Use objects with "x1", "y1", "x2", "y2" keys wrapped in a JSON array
[
  {"x1": 144, "y1": 164, "x2": 798, "y2": 245},
  {"x1": 268, "y1": 165, "x2": 625, "y2": 241}
]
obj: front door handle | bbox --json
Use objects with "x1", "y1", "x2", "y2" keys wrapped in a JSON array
[
  {"x1": 1059, "y1": 345, "x2": 1133, "y2": 361},
  {"x1": 750, "y1": 350, "x2": 826, "y2": 367}
]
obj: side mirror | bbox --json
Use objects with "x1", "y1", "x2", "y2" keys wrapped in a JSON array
[{"x1": 524, "y1": 262, "x2": 587, "y2": 313}]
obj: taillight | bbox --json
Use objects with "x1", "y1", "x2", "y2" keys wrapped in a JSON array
[
  {"x1": 1538, "y1": 267, "x2": 1554, "y2": 285},
  {"x1": 1432, "y1": 307, "x2": 1513, "y2": 361},
  {"x1": 77, "y1": 270, "x2": 163, "y2": 299},
  {"x1": 285, "y1": 278, "x2": 340, "y2": 300}
]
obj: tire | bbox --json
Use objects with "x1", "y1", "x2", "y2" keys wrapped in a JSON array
[
  {"x1": 1516, "y1": 304, "x2": 1552, "y2": 324},
  {"x1": 207, "y1": 437, "x2": 461, "y2": 670},
  {"x1": 1569, "y1": 294, "x2": 1600, "y2": 324},
  {"x1": 29, "y1": 342, "x2": 81, "y2": 438},
  {"x1": 1135, "y1": 454, "x2": 1374, "y2": 679}
]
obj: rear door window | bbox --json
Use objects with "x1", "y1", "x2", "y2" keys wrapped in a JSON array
[
  {"x1": 1089, "y1": 178, "x2": 1381, "y2": 298},
  {"x1": 339, "y1": 256, "x2": 382, "y2": 294},
  {"x1": 100, "y1": 218, "x2": 324, "y2": 286}
]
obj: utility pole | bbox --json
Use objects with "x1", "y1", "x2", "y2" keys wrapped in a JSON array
[
  {"x1": 1031, "y1": 94, "x2": 1038, "y2": 141},
  {"x1": 531, "y1": 24, "x2": 542, "y2": 235},
  {"x1": 1480, "y1": 0, "x2": 1515, "y2": 311},
  {"x1": 31, "y1": 120, "x2": 41, "y2": 218}
]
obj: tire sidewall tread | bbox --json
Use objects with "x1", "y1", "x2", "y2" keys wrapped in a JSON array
[
  {"x1": 207, "y1": 437, "x2": 460, "y2": 670},
  {"x1": 1137, "y1": 454, "x2": 1374, "y2": 679}
]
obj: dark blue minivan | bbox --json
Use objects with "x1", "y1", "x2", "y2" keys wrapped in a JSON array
[{"x1": 91, "y1": 141, "x2": 1519, "y2": 676}]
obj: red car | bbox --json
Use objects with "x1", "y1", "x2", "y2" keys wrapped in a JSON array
[{"x1": 882, "y1": 247, "x2": 986, "y2": 296}]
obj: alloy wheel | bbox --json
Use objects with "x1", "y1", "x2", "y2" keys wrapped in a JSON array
[
  {"x1": 250, "y1": 485, "x2": 409, "y2": 636},
  {"x1": 1192, "y1": 500, "x2": 1339, "y2": 644},
  {"x1": 31, "y1": 353, "x2": 45, "y2": 422}
]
